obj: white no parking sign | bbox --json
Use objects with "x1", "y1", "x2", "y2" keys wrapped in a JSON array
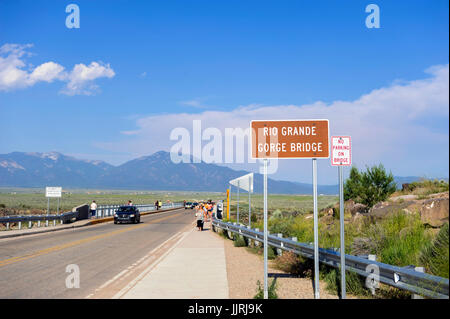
[{"x1": 331, "y1": 136, "x2": 351, "y2": 166}]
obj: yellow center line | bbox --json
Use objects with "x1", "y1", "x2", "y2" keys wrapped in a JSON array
[{"x1": 0, "y1": 211, "x2": 186, "y2": 268}]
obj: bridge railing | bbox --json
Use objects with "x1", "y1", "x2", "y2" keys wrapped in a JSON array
[
  {"x1": 212, "y1": 218, "x2": 449, "y2": 299},
  {"x1": 0, "y1": 202, "x2": 184, "y2": 230},
  {"x1": 95, "y1": 202, "x2": 184, "y2": 218},
  {"x1": 0, "y1": 211, "x2": 77, "y2": 230}
]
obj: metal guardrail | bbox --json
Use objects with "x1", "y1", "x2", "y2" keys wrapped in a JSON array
[
  {"x1": 212, "y1": 219, "x2": 449, "y2": 299},
  {"x1": 95, "y1": 202, "x2": 184, "y2": 218},
  {"x1": 0, "y1": 211, "x2": 77, "y2": 230},
  {"x1": 0, "y1": 202, "x2": 184, "y2": 230}
]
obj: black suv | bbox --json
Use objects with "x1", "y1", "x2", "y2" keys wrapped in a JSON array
[{"x1": 114, "y1": 206, "x2": 141, "y2": 224}]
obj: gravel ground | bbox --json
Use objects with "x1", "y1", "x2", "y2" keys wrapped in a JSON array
[{"x1": 214, "y1": 227, "x2": 353, "y2": 299}]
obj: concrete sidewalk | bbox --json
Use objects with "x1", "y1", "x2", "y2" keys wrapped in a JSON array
[{"x1": 116, "y1": 222, "x2": 229, "y2": 299}]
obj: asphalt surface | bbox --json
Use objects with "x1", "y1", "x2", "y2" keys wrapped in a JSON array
[{"x1": 0, "y1": 207, "x2": 196, "y2": 298}]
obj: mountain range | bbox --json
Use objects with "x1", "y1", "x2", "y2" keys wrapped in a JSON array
[{"x1": 0, "y1": 151, "x2": 434, "y2": 195}]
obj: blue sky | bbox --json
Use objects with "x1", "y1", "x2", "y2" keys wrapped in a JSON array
[{"x1": 0, "y1": 0, "x2": 448, "y2": 184}]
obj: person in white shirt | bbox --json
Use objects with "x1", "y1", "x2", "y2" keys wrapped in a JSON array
[{"x1": 90, "y1": 201, "x2": 97, "y2": 218}]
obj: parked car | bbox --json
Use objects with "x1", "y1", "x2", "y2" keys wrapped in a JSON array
[{"x1": 114, "y1": 206, "x2": 141, "y2": 224}]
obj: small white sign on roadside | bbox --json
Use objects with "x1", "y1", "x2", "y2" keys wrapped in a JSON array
[
  {"x1": 331, "y1": 136, "x2": 351, "y2": 166},
  {"x1": 46, "y1": 187, "x2": 62, "y2": 198}
]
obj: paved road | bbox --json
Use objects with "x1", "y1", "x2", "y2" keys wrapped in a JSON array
[{"x1": 0, "y1": 207, "x2": 195, "y2": 298}]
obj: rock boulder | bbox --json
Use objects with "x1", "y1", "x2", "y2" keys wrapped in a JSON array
[{"x1": 420, "y1": 198, "x2": 449, "y2": 228}]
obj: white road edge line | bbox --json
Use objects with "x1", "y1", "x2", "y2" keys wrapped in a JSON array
[{"x1": 85, "y1": 219, "x2": 196, "y2": 299}]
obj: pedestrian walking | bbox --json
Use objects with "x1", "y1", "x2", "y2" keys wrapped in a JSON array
[
  {"x1": 90, "y1": 200, "x2": 97, "y2": 218},
  {"x1": 195, "y1": 205, "x2": 204, "y2": 231}
]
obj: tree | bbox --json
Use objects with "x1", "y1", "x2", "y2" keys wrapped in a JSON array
[
  {"x1": 344, "y1": 164, "x2": 397, "y2": 207},
  {"x1": 344, "y1": 166, "x2": 362, "y2": 201}
]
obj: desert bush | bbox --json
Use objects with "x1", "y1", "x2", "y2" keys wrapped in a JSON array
[
  {"x1": 376, "y1": 212, "x2": 431, "y2": 266},
  {"x1": 419, "y1": 223, "x2": 449, "y2": 278},
  {"x1": 409, "y1": 179, "x2": 449, "y2": 195},
  {"x1": 233, "y1": 234, "x2": 247, "y2": 247},
  {"x1": 320, "y1": 266, "x2": 372, "y2": 297},
  {"x1": 254, "y1": 279, "x2": 278, "y2": 299},
  {"x1": 273, "y1": 252, "x2": 312, "y2": 277},
  {"x1": 344, "y1": 164, "x2": 396, "y2": 207}
]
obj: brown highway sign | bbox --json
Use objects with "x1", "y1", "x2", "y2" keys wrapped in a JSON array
[{"x1": 251, "y1": 119, "x2": 329, "y2": 159}]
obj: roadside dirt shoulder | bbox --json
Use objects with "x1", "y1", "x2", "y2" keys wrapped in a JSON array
[{"x1": 217, "y1": 231, "x2": 347, "y2": 299}]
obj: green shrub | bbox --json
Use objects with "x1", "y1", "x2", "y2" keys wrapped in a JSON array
[
  {"x1": 273, "y1": 252, "x2": 313, "y2": 277},
  {"x1": 344, "y1": 166, "x2": 363, "y2": 202},
  {"x1": 320, "y1": 266, "x2": 371, "y2": 297},
  {"x1": 344, "y1": 164, "x2": 396, "y2": 207},
  {"x1": 253, "y1": 279, "x2": 278, "y2": 299},
  {"x1": 419, "y1": 223, "x2": 449, "y2": 278},
  {"x1": 376, "y1": 212, "x2": 431, "y2": 266},
  {"x1": 233, "y1": 234, "x2": 247, "y2": 247}
]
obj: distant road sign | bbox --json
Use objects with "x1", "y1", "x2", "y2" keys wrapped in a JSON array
[
  {"x1": 251, "y1": 120, "x2": 329, "y2": 159},
  {"x1": 46, "y1": 187, "x2": 62, "y2": 198},
  {"x1": 331, "y1": 136, "x2": 351, "y2": 166},
  {"x1": 229, "y1": 173, "x2": 254, "y2": 193}
]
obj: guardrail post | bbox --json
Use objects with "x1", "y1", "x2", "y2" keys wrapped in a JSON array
[
  {"x1": 38, "y1": 220, "x2": 41, "y2": 227},
  {"x1": 412, "y1": 267, "x2": 425, "y2": 299},
  {"x1": 18, "y1": 221, "x2": 22, "y2": 230},
  {"x1": 46, "y1": 220, "x2": 49, "y2": 227},
  {"x1": 28, "y1": 221, "x2": 32, "y2": 229},
  {"x1": 6, "y1": 222, "x2": 10, "y2": 230},
  {"x1": 277, "y1": 233, "x2": 283, "y2": 256},
  {"x1": 255, "y1": 228, "x2": 260, "y2": 247},
  {"x1": 53, "y1": 220, "x2": 56, "y2": 226}
]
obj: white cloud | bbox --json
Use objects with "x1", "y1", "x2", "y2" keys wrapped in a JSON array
[
  {"x1": 97, "y1": 64, "x2": 449, "y2": 183},
  {"x1": 0, "y1": 43, "x2": 115, "y2": 95},
  {"x1": 179, "y1": 97, "x2": 217, "y2": 109},
  {"x1": 61, "y1": 62, "x2": 115, "y2": 96},
  {"x1": 28, "y1": 62, "x2": 65, "y2": 84}
]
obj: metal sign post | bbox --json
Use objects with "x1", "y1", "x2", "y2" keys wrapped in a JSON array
[
  {"x1": 312, "y1": 158, "x2": 320, "y2": 299},
  {"x1": 227, "y1": 187, "x2": 230, "y2": 220},
  {"x1": 47, "y1": 197, "x2": 50, "y2": 227},
  {"x1": 237, "y1": 181, "x2": 240, "y2": 224},
  {"x1": 339, "y1": 165, "x2": 345, "y2": 299},
  {"x1": 248, "y1": 174, "x2": 251, "y2": 228},
  {"x1": 331, "y1": 136, "x2": 351, "y2": 299},
  {"x1": 263, "y1": 158, "x2": 268, "y2": 299}
]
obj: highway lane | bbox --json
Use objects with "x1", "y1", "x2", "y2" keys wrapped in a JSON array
[{"x1": 0, "y1": 207, "x2": 196, "y2": 298}]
